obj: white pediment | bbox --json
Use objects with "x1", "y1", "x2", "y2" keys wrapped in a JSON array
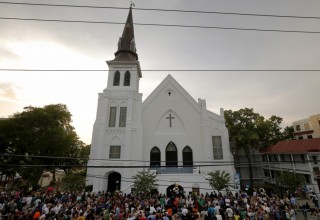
[{"x1": 155, "y1": 110, "x2": 186, "y2": 134}]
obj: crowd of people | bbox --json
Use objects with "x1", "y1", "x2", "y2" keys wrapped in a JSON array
[{"x1": 0, "y1": 187, "x2": 319, "y2": 220}]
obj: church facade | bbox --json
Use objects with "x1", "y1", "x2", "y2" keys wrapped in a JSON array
[{"x1": 86, "y1": 7, "x2": 235, "y2": 195}]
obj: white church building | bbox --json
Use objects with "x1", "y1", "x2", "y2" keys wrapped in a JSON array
[{"x1": 86, "y1": 7, "x2": 235, "y2": 195}]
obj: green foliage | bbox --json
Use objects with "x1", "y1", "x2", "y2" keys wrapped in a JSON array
[
  {"x1": 224, "y1": 108, "x2": 285, "y2": 187},
  {"x1": 281, "y1": 126, "x2": 294, "y2": 141},
  {"x1": 279, "y1": 171, "x2": 304, "y2": 192},
  {"x1": 132, "y1": 170, "x2": 158, "y2": 194},
  {"x1": 206, "y1": 170, "x2": 231, "y2": 192},
  {"x1": 61, "y1": 170, "x2": 86, "y2": 192},
  {"x1": 0, "y1": 104, "x2": 85, "y2": 186}
]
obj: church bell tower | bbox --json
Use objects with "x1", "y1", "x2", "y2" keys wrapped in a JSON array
[{"x1": 87, "y1": 7, "x2": 143, "y2": 192}]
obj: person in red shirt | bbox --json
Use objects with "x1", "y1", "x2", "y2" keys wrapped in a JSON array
[{"x1": 33, "y1": 208, "x2": 41, "y2": 220}]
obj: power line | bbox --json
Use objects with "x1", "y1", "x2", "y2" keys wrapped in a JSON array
[
  {"x1": 1, "y1": 2, "x2": 320, "y2": 20},
  {"x1": 1, "y1": 153, "x2": 318, "y2": 165},
  {"x1": 1, "y1": 153, "x2": 319, "y2": 166},
  {"x1": 0, "y1": 17, "x2": 319, "y2": 34},
  {"x1": 1, "y1": 69, "x2": 320, "y2": 72},
  {"x1": 0, "y1": 163, "x2": 237, "y2": 168}
]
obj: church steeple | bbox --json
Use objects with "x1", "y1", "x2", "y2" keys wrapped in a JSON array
[{"x1": 114, "y1": 6, "x2": 138, "y2": 61}]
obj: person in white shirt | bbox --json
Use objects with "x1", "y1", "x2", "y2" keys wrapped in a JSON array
[
  {"x1": 216, "y1": 211, "x2": 222, "y2": 220},
  {"x1": 181, "y1": 205, "x2": 189, "y2": 216},
  {"x1": 225, "y1": 198, "x2": 231, "y2": 207},
  {"x1": 26, "y1": 196, "x2": 33, "y2": 207},
  {"x1": 150, "y1": 205, "x2": 156, "y2": 215},
  {"x1": 226, "y1": 207, "x2": 233, "y2": 220}
]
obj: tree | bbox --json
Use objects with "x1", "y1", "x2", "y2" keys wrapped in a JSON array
[
  {"x1": 206, "y1": 170, "x2": 231, "y2": 192},
  {"x1": 132, "y1": 170, "x2": 158, "y2": 194},
  {"x1": 0, "y1": 104, "x2": 85, "y2": 186},
  {"x1": 224, "y1": 108, "x2": 285, "y2": 188},
  {"x1": 278, "y1": 171, "x2": 304, "y2": 193},
  {"x1": 61, "y1": 170, "x2": 86, "y2": 192},
  {"x1": 281, "y1": 126, "x2": 294, "y2": 140}
]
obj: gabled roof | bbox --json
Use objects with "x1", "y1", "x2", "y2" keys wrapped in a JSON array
[
  {"x1": 262, "y1": 138, "x2": 320, "y2": 154},
  {"x1": 142, "y1": 74, "x2": 222, "y2": 121},
  {"x1": 142, "y1": 74, "x2": 201, "y2": 114}
]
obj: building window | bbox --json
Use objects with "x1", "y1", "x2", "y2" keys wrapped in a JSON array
[
  {"x1": 271, "y1": 170, "x2": 275, "y2": 178},
  {"x1": 304, "y1": 123, "x2": 310, "y2": 130},
  {"x1": 150, "y1": 147, "x2": 161, "y2": 167},
  {"x1": 300, "y1": 154, "x2": 305, "y2": 163},
  {"x1": 182, "y1": 146, "x2": 193, "y2": 166},
  {"x1": 124, "y1": 71, "x2": 130, "y2": 86},
  {"x1": 264, "y1": 169, "x2": 269, "y2": 177},
  {"x1": 313, "y1": 156, "x2": 318, "y2": 164},
  {"x1": 305, "y1": 174, "x2": 311, "y2": 184},
  {"x1": 318, "y1": 119, "x2": 320, "y2": 127},
  {"x1": 212, "y1": 136, "x2": 223, "y2": 160},
  {"x1": 268, "y1": 155, "x2": 272, "y2": 162},
  {"x1": 298, "y1": 136, "x2": 303, "y2": 140},
  {"x1": 119, "y1": 107, "x2": 127, "y2": 127},
  {"x1": 308, "y1": 135, "x2": 313, "y2": 139},
  {"x1": 280, "y1": 154, "x2": 285, "y2": 161},
  {"x1": 262, "y1": 155, "x2": 266, "y2": 162},
  {"x1": 166, "y1": 142, "x2": 178, "y2": 166},
  {"x1": 109, "y1": 107, "x2": 117, "y2": 127},
  {"x1": 289, "y1": 155, "x2": 293, "y2": 163},
  {"x1": 113, "y1": 71, "x2": 120, "y2": 86},
  {"x1": 295, "y1": 125, "x2": 301, "y2": 131},
  {"x1": 109, "y1": 145, "x2": 121, "y2": 159},
  {"x1": 274, "y1": 155, "x2": 278, "y2": 162}
]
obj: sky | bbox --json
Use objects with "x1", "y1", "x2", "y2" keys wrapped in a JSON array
[{"x1": 1, "y1": 0, "x2": 320, "y2": 145}]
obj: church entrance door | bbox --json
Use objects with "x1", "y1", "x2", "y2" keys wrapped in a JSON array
[
  {"x1": 166, "y1": 142, "x2": 177, "y2": 166},
  {"x1": 167, "y1": 184, "x2": 184, "y2": 199},
  {"x1": 107, "y1": 172, "x2": 121, "y2": 193}
]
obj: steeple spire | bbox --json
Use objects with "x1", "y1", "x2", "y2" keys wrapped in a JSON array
[{"x1": 114, "y1": 6, "x2": 138, "y2": 61}]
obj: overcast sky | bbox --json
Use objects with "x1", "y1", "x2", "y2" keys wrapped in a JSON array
[{"x1": 1, "y1": 0, "x2": 320, "y2": 144}]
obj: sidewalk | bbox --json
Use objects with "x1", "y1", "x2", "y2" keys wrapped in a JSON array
[{"x1": 296, "y1": 198, "x2": 318, "y2": 220}]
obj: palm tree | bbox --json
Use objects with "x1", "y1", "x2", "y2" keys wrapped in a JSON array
[{"x1": 206, "y1": 170, "x2": 231, "y2": 192}]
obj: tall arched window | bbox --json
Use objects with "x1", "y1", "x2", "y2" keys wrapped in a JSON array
[
  {"x1": 124, "y1": 71, "x2": 130, "y2": 86},
  {"x1": 150, "y1": 147, "x2": 161, "y2": 167},
  {"x1": 166, "y1": 141, "x2": 177, "y2": 166},
  {"x1": 113, "y1": 71, "x2": 120, "y2": 86},
  {"x1": 183, "y1": 146, "x2": 193, "y2": 166}
]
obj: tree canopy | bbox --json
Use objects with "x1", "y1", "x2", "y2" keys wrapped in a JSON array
[
  {"x1": 0, "y1": 104, "x2": 86, "y2": 186},
  {"x1": 132, "y1": 170, "x2": 158, "y2": 194},
  {"x1": 224, "y1": 108, "x2": 293, "y2": 188},
  {"x1": 206, "y1": 170, "x2": 231, "y2": 192},
  {"x1": 278, "y1": 171, "x2": 304, "y2": 193}
]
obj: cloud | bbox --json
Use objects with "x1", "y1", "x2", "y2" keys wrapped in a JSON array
[
  {"x1": 0, "y1": 82, "x2": 18, "y2": 102},
  {"x1": 0, "y1": 47, "x2": 20, "y2": 60}
]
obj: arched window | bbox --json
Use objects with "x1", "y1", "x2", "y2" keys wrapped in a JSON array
[
  {"x1": 113, "y1": 71, "x2": 120, "y2": 86},
  {"x1": 150, "y1": 147, "x2": 161, "y2": 167},
  {"x1": 124, "y1": 71, "x2": 130, "y2": 86},
  {"x1": 166, "y1": 142, "x2": 177, "y2": 166},
  {"x1": 183, "y1": 146, "x2": 193, "y2": 166}
]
